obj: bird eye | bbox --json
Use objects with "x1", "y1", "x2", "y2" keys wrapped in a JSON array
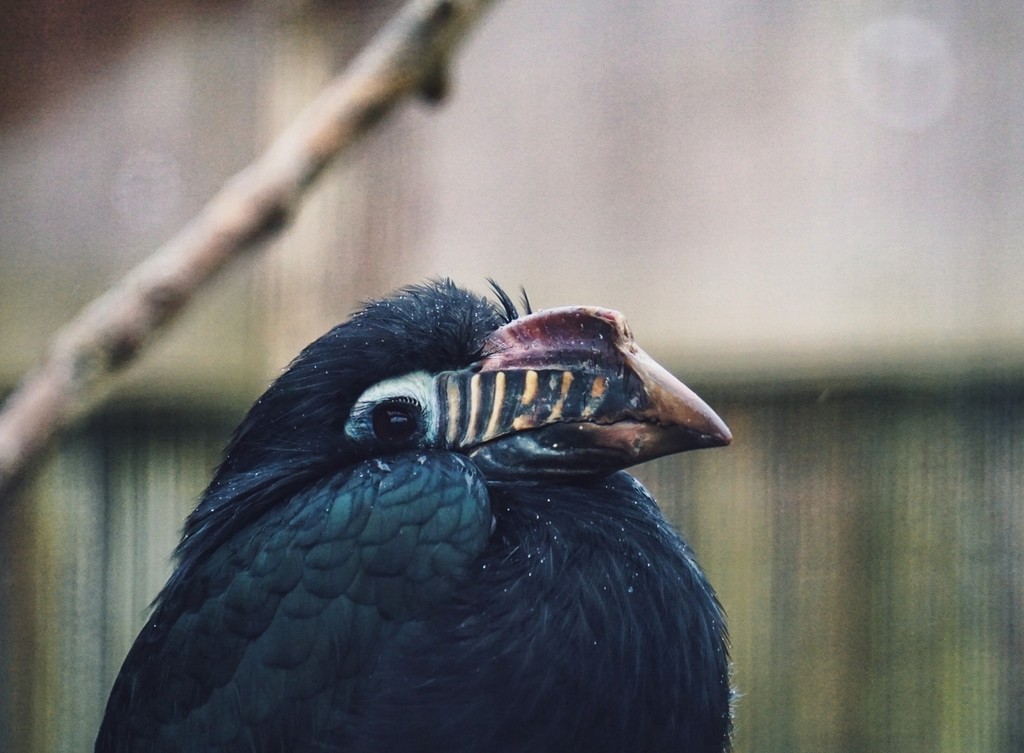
[{"x1": 370, "y1": 400, "x2": 420, "y2": 444}]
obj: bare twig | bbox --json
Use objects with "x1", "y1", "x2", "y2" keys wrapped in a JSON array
[{"x1": 0, "y1": 0, "x2": 497, "y2": 500}]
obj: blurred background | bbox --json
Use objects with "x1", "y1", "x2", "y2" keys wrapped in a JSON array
[{"x1": 1, "y1": 1, "x2": 1021, "y2": 751}]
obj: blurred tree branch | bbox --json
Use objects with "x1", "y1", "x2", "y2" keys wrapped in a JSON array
[{"x1": 0, "y1": 0, "x2": 497, "y2": 501}]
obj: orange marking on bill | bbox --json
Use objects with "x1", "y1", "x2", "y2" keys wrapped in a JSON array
[
  {"x1": 521, "y1": 369, "x2": 538, "y2": 406},
  {"x1": 581, "y1": 375, "x2": 607, "y2": 418},
  {"x1": 483, "y1": 371, "x2": 506, "y2": 440},
  {"x1": 547, "y1": 371, "x2": 574, "y2": 421},
  {"x1": 446, "y1": 380, "x2": 461, "y2": 446},
  {"x1": 465, "y1": 373, "x2": 482, "y2": 445}
]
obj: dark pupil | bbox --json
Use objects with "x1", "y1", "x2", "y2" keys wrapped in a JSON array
[{"x1": 371, "y1": 402, "x2": 419, "y2": 443}]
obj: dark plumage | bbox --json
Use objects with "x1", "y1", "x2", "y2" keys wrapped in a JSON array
[{"x1": 96, "y1": 280, "x2": 733, "y2": 753}]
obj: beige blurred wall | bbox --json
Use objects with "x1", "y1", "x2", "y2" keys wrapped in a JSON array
[{"x1": 3, "y1": 2, "x2": 1021, "y2": 401}]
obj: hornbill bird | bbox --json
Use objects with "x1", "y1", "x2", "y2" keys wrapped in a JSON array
[{"x1": 96, "y1": 280, "x2": 734, "y2": 753}]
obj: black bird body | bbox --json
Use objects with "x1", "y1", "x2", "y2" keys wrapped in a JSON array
[
  {"x1": 96, "y1": 281, "x2": 732, "y2": 753},
  {"x1": 356, "y1": 475, "x2": 729, "y2": 753}
]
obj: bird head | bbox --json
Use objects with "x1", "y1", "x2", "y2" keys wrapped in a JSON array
[{"x1": 215, "y1": 279, "x2": 730, "y2": 487}]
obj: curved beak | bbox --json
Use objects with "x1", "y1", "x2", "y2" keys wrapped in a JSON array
[{"x1": 436, "y1": 306, "x2": 731, "y2": 479}]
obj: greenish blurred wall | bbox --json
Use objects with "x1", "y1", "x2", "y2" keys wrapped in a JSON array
[{"x1": 3, "y1": 384, "x2": 1020, "y2": 752}]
